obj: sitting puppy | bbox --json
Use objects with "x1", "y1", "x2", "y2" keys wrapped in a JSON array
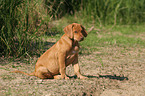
[{"x1": 12, "y1": 23, "x2": 88, "y2": 79}]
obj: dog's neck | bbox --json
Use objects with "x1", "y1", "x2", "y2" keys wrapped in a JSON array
[
  {"x1": 72, "y1": 39, "x2": 78, "y2": 47},
  {"x1": 62, "y1": 34, "x2": 79, "y2": 48}
]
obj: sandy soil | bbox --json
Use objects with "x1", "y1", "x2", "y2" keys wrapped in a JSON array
[{"x1": 0, "y1": 46, "x2": 145, "y2": 96}]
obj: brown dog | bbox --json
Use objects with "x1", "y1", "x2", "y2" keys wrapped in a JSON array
[{"x1": 11, "y1": 23, "x2": 88, "y2": 79}]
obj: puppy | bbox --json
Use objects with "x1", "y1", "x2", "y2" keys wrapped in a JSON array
[{"x1": 11, "y1": 23, "x2": 88, "y2": 79}]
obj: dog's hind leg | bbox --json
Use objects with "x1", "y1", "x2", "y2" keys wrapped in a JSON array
[
  {"x1": 35, "y1": 67, "x2": 53, "y2": 79},
  {"x1": 54, "y1": 75, "x2": 70, "y2": 80}
]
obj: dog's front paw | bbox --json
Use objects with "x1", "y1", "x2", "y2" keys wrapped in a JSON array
[
  {"x1": 79, "y1": 75, "x2": 88, "y2": 79},
  {"x1": 65, "y1": 76, "x2": 70, "y2": 80}
]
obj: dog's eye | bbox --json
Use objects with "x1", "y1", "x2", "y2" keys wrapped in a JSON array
[{"x1": 75, "y1": 31, "x2": 78, "y2": 33}]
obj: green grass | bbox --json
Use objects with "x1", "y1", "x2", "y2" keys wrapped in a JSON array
[
  {"x1": 75, "y1": 0, "x2": 145, "y2": 25},
  {"x1": 0, "y1": 0, "x2": 53, "y2": 57},
  {"x1": 80, "y1": 25, "x2": 145, "y2": 54},
  {"x1": 0, "y1": 0, "x2": 145, "y2": 58}
]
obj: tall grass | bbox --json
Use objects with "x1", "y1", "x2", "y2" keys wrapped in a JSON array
[
  {"x1": 77, "y1": 0, "x2": 145, "y2": 25},
  {"x1": 0, "y1": 0, "x2": 52, "y2": 57},
  {"x1": 0, "y1": 0, "x2": 145, "y2": 57}
]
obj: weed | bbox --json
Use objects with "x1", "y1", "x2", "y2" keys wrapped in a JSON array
[
  {"x1": 80, "y1": 25, "x2": 145, "y2": 51},
  {"x1": 0, "y1": 0, "x2": 62, "y2": 57},
  {"x1": 0, "y1": 0, "x2": 145, "y2": 57}
]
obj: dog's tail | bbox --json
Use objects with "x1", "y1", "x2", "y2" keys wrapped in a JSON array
[{"x1": 10, "y1": 70, "x2": 35, "y2": 76}]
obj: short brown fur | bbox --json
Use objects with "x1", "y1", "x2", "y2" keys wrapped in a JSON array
[{"x1": 11, "y1": 23, "x2": 88, "y2": 79}]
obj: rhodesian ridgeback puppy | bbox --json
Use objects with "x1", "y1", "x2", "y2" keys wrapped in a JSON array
[{"x1": 11, "y1": 23, "x2": 88, "y2": 79}]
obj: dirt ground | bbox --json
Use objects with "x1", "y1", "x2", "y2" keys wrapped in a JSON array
[{"x1": 0, "y1": 46, "x2": 145, "y2": 96}]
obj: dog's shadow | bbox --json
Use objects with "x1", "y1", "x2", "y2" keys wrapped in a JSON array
[
  {"x1": 69, "y1": 74, "x2": 128, "y2": 81},
  {"x1": 98, "y1": 74, "x2": 129, "y2": 81}
]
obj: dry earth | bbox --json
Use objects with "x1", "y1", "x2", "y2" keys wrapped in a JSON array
[{"x1": 0, "y1": 46, "x2": 145, "y2": 96}]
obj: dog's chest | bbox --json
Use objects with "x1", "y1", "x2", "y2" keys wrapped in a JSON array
[
  {"x1": 72, "y1": 45, "x2": 79, "y2": 54},
  {"x1": 71, "y1": 45, "x2": 79, "y2": 54},
  {"x1": 67, "y1": 45, "x2": 79, "y2": 58},
  {"x1": 65, "y1": 43, "x2": 79, "y2": 65}
]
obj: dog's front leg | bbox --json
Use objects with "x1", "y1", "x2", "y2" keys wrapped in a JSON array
[
  {"x1": 73, "y1": 55, "x2": 88, "y2": 79},
  {"x1": 57, "y1": 52, "x2": 69, "y2": 80},
  {"x1": 73, "y1": 63, "x2": 88, "y2": 79}
]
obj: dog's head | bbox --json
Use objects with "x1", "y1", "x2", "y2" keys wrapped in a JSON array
[{"x1": 63, "y1": 23, "x2": 88, "y2": 42}]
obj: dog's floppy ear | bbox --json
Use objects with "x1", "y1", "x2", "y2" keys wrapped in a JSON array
[
  {"x1": 81, "y1": 26, "x2": 88, "y2": 37},
  {"x1": 63, "y1": 24, "x2": 74, "y2": 39}
]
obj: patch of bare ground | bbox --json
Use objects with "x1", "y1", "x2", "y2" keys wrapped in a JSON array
[
  {"x1": 0, "y1": 46, "x2": 145, "y2": 96},
  {"x1": 128, "y1": 32, "x2": 145, "y2": 40}
]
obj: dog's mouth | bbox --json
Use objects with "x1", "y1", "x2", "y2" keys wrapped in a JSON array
[
  {"x1": 74, "y1": 37, "x2": 84, "y2": 42},
  {"x1": 79, "y1": 38, "x2": 84, "y2": 41},
  {"x1": 76, "y1": 38, "x2": 84, "y2": 42}
]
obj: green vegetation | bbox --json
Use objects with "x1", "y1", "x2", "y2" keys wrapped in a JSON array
[
  {"x1": 0, "y1": 0, "x2": 51, "y2": 57},
  {"x1": 79, "y1": 25, "x2": 145, "y2": 54},
  {"x1": 0, "y1": 0, "x2": 145, "y2": 57},
  {"x1": 78, "y1": 0, "x2": 145, "y2": 25}
]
